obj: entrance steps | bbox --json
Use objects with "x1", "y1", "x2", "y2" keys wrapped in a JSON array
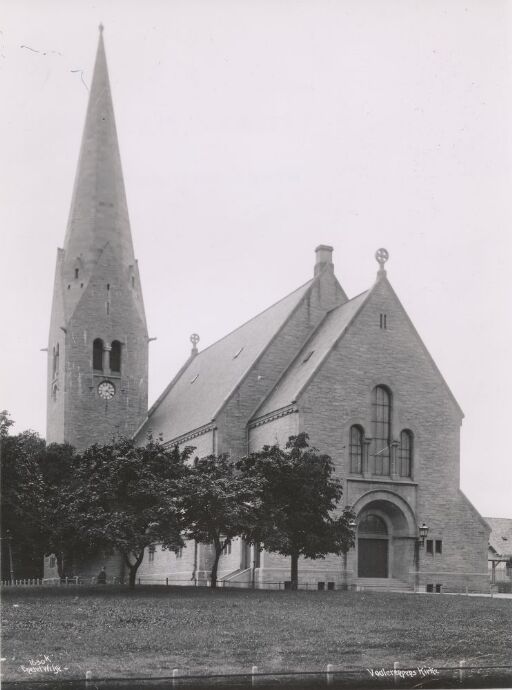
[{"x1": 355, "y1": 577, "x2": 413, "y2": 592}]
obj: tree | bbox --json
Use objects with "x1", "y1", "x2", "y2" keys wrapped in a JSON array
[
  {"x1": 0, "y1": 410, "x2": 15, "y2": 439},
  {"x1": 39, "y1": 441, "x2": 94, "y2": 578},
  {"x1": 0, "y1": 427, "x2": 46, "y2": 579},
  {"x1": 238, "y1": 433, "x2": 355, "y2": 590},
  {"x1": 0, "y1": 420, "x2": 89, "y2": 580},
  {"x1": 179, "y1": 454, "x2": 263, "y2": 588},
  {"x1": 67, "y1": 437, "x2": 192, "y2": 588}
]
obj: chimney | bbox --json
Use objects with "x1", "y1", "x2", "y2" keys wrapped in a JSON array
[{"x1": 314, "y1": 245, "x2": 334, "y2": 276}]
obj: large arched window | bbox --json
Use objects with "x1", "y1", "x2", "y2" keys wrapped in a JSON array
[
  {"x1": 398, "y1": 429, "x2": 413, "y2": 477},
  {"x1": 372, "y1": 385, "x2": 391, "y2": 475},
  {"x1": 110, "y1": 340, "x2": 122, "y2": 373},
  {"x1": 349, "y1": 425, "x2": 364, "y2": 474},
  {"x1": 93, "y1": 338, "x2": 104, "y2": 371}
]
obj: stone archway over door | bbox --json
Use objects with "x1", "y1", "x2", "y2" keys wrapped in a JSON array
[{"x1": 357, "y1": 514, "x2": 389, "y2": 578}]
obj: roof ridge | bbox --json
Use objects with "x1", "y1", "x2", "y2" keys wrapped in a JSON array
[
  {"x1": 142, "y1": 275, "x2": 318, "y2": 427},
  {"x1": 184, "y1": 276, "x2": 315, "y2": 362}
]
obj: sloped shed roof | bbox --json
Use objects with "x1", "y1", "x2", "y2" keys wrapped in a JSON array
[
  {"x1": 485, "y1": 517, "x2": 512, "y2": 557},
  {"x1": 140, "y1": 279, "x2": 314, "y2": 442}
]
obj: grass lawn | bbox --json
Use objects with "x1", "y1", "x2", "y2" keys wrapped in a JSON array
[{"x1": 1, "y1": 586, "x2": 511, "y2": 682}]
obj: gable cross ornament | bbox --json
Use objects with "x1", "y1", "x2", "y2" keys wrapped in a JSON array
[{"x1": 375, "y1": 247, "x2": 389, "y2": 277}]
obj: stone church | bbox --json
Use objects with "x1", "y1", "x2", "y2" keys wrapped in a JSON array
[{"x1": 44, "y1": 29, "x2": 489, "y2": 592}]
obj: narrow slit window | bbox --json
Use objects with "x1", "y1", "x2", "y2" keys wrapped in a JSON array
[
  {"x1": 302, "y1": 350, "x2": 314, "y2": 363},
  {"x1": 426, "y1": 539, "x2": 433, "y2": 554},
  {"x1": 435, "y1": 540, "x2": 442, "y2": 554},
  {"x1": 131, "y1": 276, "x2": 135, "y2": 288},
  {"x1": 380, "y1": 313, "x2": 387, "y2": 329},
  {"x1": 75, "y1": 268, "x2": 79, "y2": 279},
  {"x1": 233, "y1": 347, "x2": 244, "y2": 359},
  {"x1": 190, "y1": 374, "x2": 199, "y2": 384}
]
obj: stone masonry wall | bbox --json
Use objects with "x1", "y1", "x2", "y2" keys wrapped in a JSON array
[
  {"x1": 57, "y1": 246, "x2": 148, "y2": 451},
  {"x1": 216, "y1": 268, "x2": 345, "y2": 460}
]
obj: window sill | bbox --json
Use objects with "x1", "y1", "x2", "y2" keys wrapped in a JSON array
[{"x1": 348, "y1": 476, "x2": 417, "y2": 486}]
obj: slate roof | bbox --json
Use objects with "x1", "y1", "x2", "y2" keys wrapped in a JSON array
[
  {"x1": 254, "y1": 289, "x2": 370, "y2": 418},
  {"x1": 485, "y1": 517, "x2": 512, "y2": 557},
  {"x1": 140, "y1": 278, "x2": 315, "y2": 442}
]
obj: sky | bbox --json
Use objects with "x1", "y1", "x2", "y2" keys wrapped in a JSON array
[{"x1": 1, "y1": 0, "x2": 511, "y2": 518}]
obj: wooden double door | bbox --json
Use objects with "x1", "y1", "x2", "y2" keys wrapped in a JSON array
[{"x1": 358, "y1": 538, "x2": 388, "y2": 578}]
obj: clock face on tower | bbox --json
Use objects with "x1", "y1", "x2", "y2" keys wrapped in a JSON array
[{"x1": 98, "y1": 380, "x2": 116, "y2": 400}]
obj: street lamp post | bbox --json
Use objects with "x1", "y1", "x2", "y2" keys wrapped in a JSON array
[
  {"x1": 342, "y1": 518, "x2": 357, "y2": 589},
  {"x1": 414, "y1": 522, "x2": 429, "y2": 592}
]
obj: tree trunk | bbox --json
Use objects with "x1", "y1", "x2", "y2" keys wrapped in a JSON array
[
  {"x1": 290, "y1": 552, "x2": 299, "y2": 590},
  {"x1": 121, "y1": 549, "x2": 144, "y2": 589},
  {"x1": 210, "y1": 548, "x2": 222, "y2": 589}
]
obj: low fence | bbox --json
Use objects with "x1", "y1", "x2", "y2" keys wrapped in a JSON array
[
  {"x1": 1, "y1": 576, "x2": 123, "y2": 587},
  {"x1": 2, "y1": 575, "x2": 510, "y2": 595}
]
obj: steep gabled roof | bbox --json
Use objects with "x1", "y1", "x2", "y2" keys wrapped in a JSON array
[
  {"x1": 253, "y1": 274, "x2": 464, "y2": 421},
  {"x1": 485, "y1": 517, "x2": 512, "y2": 557},
  {"x1": 139, "y1": 278, "x2": 315, "y2": 442},
  {"x1": 254, "y1": 290, "x2": 370, "y2": 418}
]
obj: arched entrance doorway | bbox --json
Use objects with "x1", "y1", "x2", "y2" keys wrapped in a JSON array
[
  {"x1": 357, "y1": 513, "x2": 389, "y2": 578},
  {"x1": 352, "y1": 491, "x2": 418, "y2": 581}
]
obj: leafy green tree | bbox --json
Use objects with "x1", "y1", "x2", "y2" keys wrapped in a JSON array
[
  {"x1": 0, "y1": 410, "x2": 15, "y2": 439},
  {"x1": 179, "y1": 454, "x2": 262, "y2": 588},
  {"x1": 0, "y1": 419, "x2": 87, "y2": 580},
  {"x1": 67, "y1": 438, "x2": 192, "y2": 588},
  {"x1": 238, "y1": 433, "x2": 355, "y2": 589},
  {"x1": 0, "y1": 427, "x2": 45, "y2": 579},
  {"x1": 39, "y1": 441, "x2": 94, "y2": 578}
]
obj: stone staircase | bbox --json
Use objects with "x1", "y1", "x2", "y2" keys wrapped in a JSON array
[{"x1": 355, "y1": 577, "x2": 413, "y2": 592}]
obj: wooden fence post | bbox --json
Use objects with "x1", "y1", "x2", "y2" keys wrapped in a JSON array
[
  {"x1": 326, "y1": 663, "x2": 334, "y2": 685},
  {"x1": 459, "y1": 660, "x2": 466, "y2": 684}
]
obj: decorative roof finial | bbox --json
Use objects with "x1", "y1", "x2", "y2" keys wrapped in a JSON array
[
  {"x1": 190, "y1": 333, "x2": 200, "y2": 356},
  {"x1": 99, "y1": 23, "x2": 104, "y2": 34},
  {"x1": 375, "y1": 247, "x2": 389, "y2": 278}
]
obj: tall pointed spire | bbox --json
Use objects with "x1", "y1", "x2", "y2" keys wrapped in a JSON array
[{"x1": 63, "y1": 25, "x2": 135, "y2": 276}]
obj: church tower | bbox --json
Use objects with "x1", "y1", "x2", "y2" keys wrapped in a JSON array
[{"x1": 47, "y1": 26, "x2": 148, "y2": 450}]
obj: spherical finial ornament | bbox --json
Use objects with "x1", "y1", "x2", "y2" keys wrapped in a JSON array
[
  {"x1": 190, "y1": 333, "x2": 200, "y2": 347},
  {"x1": 375, "y1": 248, "x2": 389, "y2": 268}
]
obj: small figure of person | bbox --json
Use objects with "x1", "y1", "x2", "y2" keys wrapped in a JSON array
[{"x1": 97, "y1": 566, "x2": 107, "y2": 585}]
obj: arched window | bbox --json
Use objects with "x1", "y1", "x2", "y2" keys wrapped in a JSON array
[
  {"x1": 349, "y1": 425, "x2": 364, "y2": 474},
  {"x1": 398, "y1": 429, "x2": 413, "y2": 477},
  {"x1": 372, "y1": 385, "x2": 391, "y2": 476},
  {"x1": 358, "y1": 514, "x2": 388, "y2": 535},
  {"x1": 93, "y1": 338, "x2": 104, "y2": 371},
  {"x1": 110, "y1": 340, "x2": 121, "y2": 373}
]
